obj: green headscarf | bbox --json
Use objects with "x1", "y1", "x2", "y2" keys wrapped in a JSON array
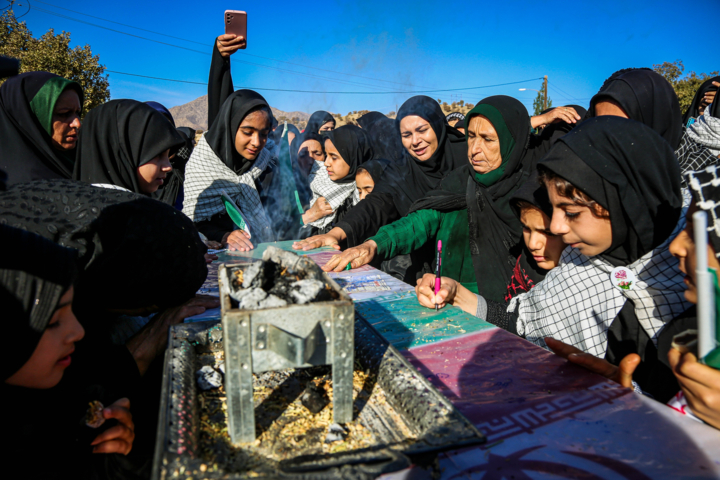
[
  {"x1": 465, "y1": 103, "x2": 515, "y2": 187},
  {"x1": 29, "y1": 76, "x2": 83, "y2": 136}
]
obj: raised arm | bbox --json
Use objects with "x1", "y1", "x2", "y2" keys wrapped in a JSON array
[{"x1": 208, "y1": 34, "x2": 246, "y2": 128}]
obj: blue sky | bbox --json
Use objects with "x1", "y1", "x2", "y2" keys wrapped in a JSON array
[{"x1": 13, "y1": 0, "x2": 720, "y2": 115}]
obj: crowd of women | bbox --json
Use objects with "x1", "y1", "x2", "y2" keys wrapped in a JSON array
[{"x1": 1, "y1": 30, "x2": 720, "y2": 478}]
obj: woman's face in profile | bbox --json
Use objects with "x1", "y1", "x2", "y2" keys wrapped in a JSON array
[{"x1": 234, "y1": 109, "x2": 271, "y2": 161}]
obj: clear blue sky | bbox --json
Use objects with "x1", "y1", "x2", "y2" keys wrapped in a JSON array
[{"x1": 13, "y1": 0, "x2": 720, "y2": 116}]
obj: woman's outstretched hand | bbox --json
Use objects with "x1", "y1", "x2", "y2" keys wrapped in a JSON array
[
  {"x1": 668, "y1": 348, "x2": 720, "y2": 429},
  {"x1": 293, "y1": 234, "x2": 341, "y2": 251},
  {"x1": 91, "y1": 398, "x2": 135, "y2": 455},
  {"x1": 322, "y1": 241, "x2": 377, "y2": 272},
  {"x1": 216, "y1": 34, "x2": 245, "y2": 57},
  {"x1": 545, "y1": 337, "x2": 640, "y2": 389},
  {"x1": 224, "y1": 229, "x2": 253, "y2": 251}
]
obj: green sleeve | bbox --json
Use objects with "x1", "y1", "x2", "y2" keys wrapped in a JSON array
[{"x1": 369, "y1": 209, "x2": 443, "y2": 259}]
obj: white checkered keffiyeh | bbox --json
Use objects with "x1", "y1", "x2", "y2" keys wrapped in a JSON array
[
  {"x1": 676, "y1": 129, "x2": 719, "y2": 179},
  {"x1": 687, "y1": 164, "x2": 720, "y2": 259},
  {"x1": 306, "y1": 160, "x2": 359, "y2": 229},
  {"x1": 687, "y1": 110, "x2": 720, "y2": 157},
  {"x1": 182, "y1": 135, "x2": 275, "y2": 244},
  {"x1": 509, "y1": 190, "x2": 692, "y2": 358}
]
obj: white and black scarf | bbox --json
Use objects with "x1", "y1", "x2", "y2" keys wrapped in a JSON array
[
  {"x1": 182, "y1": 135, "x2": 274, "y2": 243},
  {"x1": 510, "y1": 194, "x2": 691, "y2": 357}
]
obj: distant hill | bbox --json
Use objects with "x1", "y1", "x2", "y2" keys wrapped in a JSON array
[
  {"x1": 169, "y1": 95, "x2": 311, "y2": 131},
  {"x1": 169, "y1": 94, "x2": 464, "y2": 131}
]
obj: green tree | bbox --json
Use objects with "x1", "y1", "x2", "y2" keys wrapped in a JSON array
[
  {"x1": 653, "y1": 60, "x2": 719, "y2": 113},
  {"x1": 532, "y1": 83, "x2": 552, "y2": 116},
  {"x1": 0, "y1": 10, "x2": 109, "y2": 113}
]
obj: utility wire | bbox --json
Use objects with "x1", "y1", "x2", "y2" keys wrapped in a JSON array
[
  {"x1": 107, "y1": 70, "x2": 543, "y2": 95},
  {"x1": 32, "y1": 0, "x2": 435, "y2": 90},
  {"x1": 549, "y1": 81, "x2": 588, "y2": 103},
  {"x1": 30, "y1": 6, "x2": 402, "y2": 92}
]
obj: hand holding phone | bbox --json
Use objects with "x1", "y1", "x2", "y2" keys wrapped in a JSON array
[
  {"x1": 224, "y1": 10, "x2": 247, "y2": 48},
  {"x1": 216, "y1": 34, "x2": 246, "y2": 57}
]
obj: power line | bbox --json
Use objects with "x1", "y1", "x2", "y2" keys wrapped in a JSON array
[
  {"x1": 549, "y1": 81, "x2": 588, "y2": 103},
  {"x1": 30, "y1": 6, "x2": 402, "y2": 92},
  {"x1": 107, "y1": 70, "x2": 543, "y2": 95},
  {"x1": 31, "y1": 0, "x2": 435, "y2": 90}
]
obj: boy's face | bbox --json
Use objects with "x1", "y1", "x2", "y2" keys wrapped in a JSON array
[
  {"x1": 670, "y1": 203, "x2": 720, "y2": 304},
  {"x1": 546, "y1": 181, "x2": 613, "y2": 257},
  {"x1": 5, "y1": 287, "x2": 85, "y2": 389},
  {"x1": 520, "y1": 207, "x2": 566, "y2": 270}
]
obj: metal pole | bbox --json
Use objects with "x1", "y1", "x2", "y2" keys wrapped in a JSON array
[
  {"x1": 543, "y1": 75, "x2": 548, "y2": 111},
  {"x1": 694, "y1": 211, "x2": 716, "y2": 359}
]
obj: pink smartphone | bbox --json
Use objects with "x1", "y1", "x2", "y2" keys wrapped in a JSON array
[{"x1": 224, "y1": 10, "x2": 247, "y2": 48}]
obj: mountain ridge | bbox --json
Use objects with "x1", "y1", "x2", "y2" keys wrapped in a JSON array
[{"x1": 169, "y1": 95, "x2": 311, "y2": 131}]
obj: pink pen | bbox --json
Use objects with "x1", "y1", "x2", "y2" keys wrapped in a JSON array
[{"x1": 434, "y1": 240, "x2": 442, "y2": 311}]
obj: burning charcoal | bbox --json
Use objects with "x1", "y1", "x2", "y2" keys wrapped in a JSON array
[
  {"x1": 256, "y1": 294, "x2": 288, "y2": 309},
  {"x1": 237, "y1": 287, "x2": 268, "y2": 310},
  {"x1": 300, "y1": 382, "x2": 329, "y2": 414},
  {"x1": 267, "y1": 277, "x2": 295, "y2": 301},
  {"x1": 241, "y1": 262, "x2": 263, "y2": 289},
  {"x1": 85, "y1": 400, "x2": 105, "y2": 428},
  {"x1": 324, "y1": 423, "x2": 348, "y2": 444},
  {"x1": 241, "y1": 261, "x2": 278, "y2": 290},
  {"x1": 228, "y1": 284, "x2": 254, "y2": 303},
  {"x1": 288, "y1": 279, "x2": 328, "y2": 304},
  {"x1": 197, "y1": 365, "x2": 222, "y2": 390}
]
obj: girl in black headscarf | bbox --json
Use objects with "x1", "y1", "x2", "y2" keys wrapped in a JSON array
[
  {"x1": 293, "y1": 95, "x2": 467, "y2": 255},
  {"x1": 74, "y1": 100, "x2": 185, "y2": 200},
  {"x1": 307, "y1": 125, "x2": 374, "y2": 234},
  {"x1": 291, "y1": 131, "x2": 326, "y2": 208},
  {"x1": 355, "y1": 158, "x2": 391, "y2": 201},
  {"x1": 0, "y1": 179, "x2": 212, "y2": 377},
  {"x1": 589, "y1": 68, "x2": 683, "y2": 151},
  {"x1": 682, "y1": 76, "x2": 720, "y2": 127},
  {"x1": 1, "y1": 225, "x2": 137, "y2": 479},
  {"x1": 306, "y1": 110, "x2": 336, "y2": 133},
  {"x1": 183, "y1": 89, "x2": 278, "y2": 249},
  {"x1": 513, "y1": 116, "x2": 690, "y2": 400},
  {"x1": 0, "y1": 71, "x2": 83, "y2": 187},
  {"x1": 357, "y1": 111, "x2": 405, "y2": 162},
  {"x1": 0, "y1": 179, "x2": 215, "y2": 467}
]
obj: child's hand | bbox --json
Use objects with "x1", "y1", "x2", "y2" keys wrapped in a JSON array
[
  {"x1": 90, "y1": 398, "x2": 135, "y2": 455},
  {"x1": 668, "y1": 348, "x2": 720, "y2": 429},
  {"x1": 545, "y1": 337, "x2": 640, "y2": 389}
]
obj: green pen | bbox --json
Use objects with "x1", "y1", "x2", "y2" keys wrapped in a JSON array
[{"x1": 345, "y1": 263, "x2": 352, "y2": 271}]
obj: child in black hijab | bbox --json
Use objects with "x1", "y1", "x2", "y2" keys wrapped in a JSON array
[
  {"x1": 513, "y1": 116, "x2": 690, "y2": 400},
  {"x1": 1, "y1": 225, "x2": 136, "y2": 479},
  {"x1": 183, "y1": 89, "x2": 278, "y2": 250},
  {"x1": 355, "y1": 158, "x2": 391, "y2": 201},
  {"x1": 306, "y1": 125, "x2": 374, "y2": 234},
  {"x1": 666, "y1": 164, "x2": 720, "y2": 428},
  {"x1": 306, "y1": 110, "x2": 336, "y2": 133},
  {"x1": 73, "y1": 100, "x2": 185, "y2": 198}
]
